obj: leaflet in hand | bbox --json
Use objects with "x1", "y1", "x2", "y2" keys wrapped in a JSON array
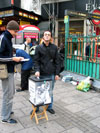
[{"x1": 21, "y1": 58, "x2": 29, "y2": 62}]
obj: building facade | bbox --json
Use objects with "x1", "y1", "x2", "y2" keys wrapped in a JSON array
[
  {"x1": 41, "y1": 0, "x2": 100, "y2": 46},
  {"x1": 0, "y1": 0, "x2": 41, "y2": 34}
]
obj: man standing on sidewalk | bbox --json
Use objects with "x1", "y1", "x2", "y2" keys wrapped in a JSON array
[
  {"x1": 0, "y1": 20, "x2": 23, "y2": 124},
  {"x1": 34, "y1": 31, "x2": 60, "y2": 114}
]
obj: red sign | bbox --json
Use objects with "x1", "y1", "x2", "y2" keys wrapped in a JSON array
[
  {"x1": 24, "y1": 32, "x2": 38, "y2": 39},
  {"x1": 92, "y1": 9, "x2": 100, "y2": 25},
  {"x1": 11, "y1": 0, "x2": 14, "y2": 5},
  {"x1": 16, "y1": 35, "x2": 22, "y2": 39}
]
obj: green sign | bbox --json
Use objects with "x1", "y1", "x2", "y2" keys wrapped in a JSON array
[{"x1": 64, "y1": 15, "x2": 69, "y2": 23}]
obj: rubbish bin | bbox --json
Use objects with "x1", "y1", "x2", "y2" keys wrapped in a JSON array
[{"x1": 29, "y1": 76, "x2": 52, "y2": 106}]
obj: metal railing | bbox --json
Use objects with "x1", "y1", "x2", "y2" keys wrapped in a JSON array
[{"x1": 65, "y1": 35, "x2": 100, "y2": 80}]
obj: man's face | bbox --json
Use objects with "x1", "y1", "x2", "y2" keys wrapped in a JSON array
[
  {"x1": 28, "y1": 38, "x2": 31, "y2": 43},
  {"x1": 43, "y1": 31, "x2": 51, "y2": 42},
  {"x1": 10, "y1": 30, "x2": 19, "y2": 38}
]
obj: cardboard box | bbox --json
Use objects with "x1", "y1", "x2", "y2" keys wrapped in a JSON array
[{"x1": 29, "y1": 76, "x2": 52, "y2": 106}]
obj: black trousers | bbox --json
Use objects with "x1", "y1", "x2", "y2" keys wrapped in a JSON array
[{"x1": 21, "y1": 69, "x2": 31, "y2": 90}]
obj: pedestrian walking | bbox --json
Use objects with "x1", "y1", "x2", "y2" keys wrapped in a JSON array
[
  {"x1": 24, "y1": 37, "x2": 31, "y2": 54},
  {"x1": 33, "y1": 31, "x2": 60, "y2": 114},
  {"x1": 0, "y1": 20, "x2": 23, "y2": 124}
]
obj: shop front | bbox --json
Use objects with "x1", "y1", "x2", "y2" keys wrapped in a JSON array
[{"x1": 0, "y1": 5, "x2": 42, "y2": 34}]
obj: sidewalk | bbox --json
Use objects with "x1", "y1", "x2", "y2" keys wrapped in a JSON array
[{"x1": 0, "y1": 73, "x2": 100, "y2": 133}]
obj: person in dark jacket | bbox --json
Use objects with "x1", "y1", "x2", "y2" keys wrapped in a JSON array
[
  {"x1": 0, "y1": 20, "x2": 23, "y2": 124},
  {"x1": 34, "y1": 31, "x2": 60, "y2": 114},
  {"x1": 13, "y1": 49, "x2": 33, "y2": 91},
  {"x1": 85, "y1": 43, "x2": 91, "y2": 60}
]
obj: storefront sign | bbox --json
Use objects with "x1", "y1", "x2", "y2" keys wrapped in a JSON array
[
  {"x1": 0, "y1": 20, "x2": 2, "y2": 25},
  {"x1": 0, "y1": 10, "x2": 14, "y2": 17},
  {"x1": 65, "y1": 10, "x2": 87, "y2": 17},
  {"x1": 19, "y1": 11, "x2": 38, "y2": 21},
  {"x1": 20, "y1": 21, "x2": 30, "y2": 25},
  {"x1": 65, "y1": 9, "x2": 100, "y2": 22},
  {"x1": 24, "y1": 32, "x2": 38, "y2": 39}
]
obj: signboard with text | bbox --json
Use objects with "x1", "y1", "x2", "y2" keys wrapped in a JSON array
[
  {"x1": 92, "y1": 9, "x2": 100, "y2": 25},
  {"x1": 0, "y1": 10, "x2": 14, "y2": 17},
  {"x1": 24, "y1": 32, "x2": 38, "y2": 39}
]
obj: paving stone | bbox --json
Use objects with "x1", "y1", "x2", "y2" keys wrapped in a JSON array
[
  {"x1": 88, "y1": 97, "x2": 100, "y2": 104},
  {"x1": 12, "y1": 109, "x2": 25, "y2": 118},
  {"x1": 46, "y1": 111, "x2": 61, "y2": 121},
  {"x1": 21, "y1": 100, "x2": 32, "y2": 107},
  {"x1": 0, "y1": 74, "x2": 100, "y2": 133},
  {"x1": 37, "y1": 121, "x2": 65, "y2": 133},
  {"x1": 81, "y1": 114, "x2": 93, "y2": 121},
  {"x1": 0, "y1": 122, "x2": 24, "y2": 133},
  {"x1": 13, "y1": 96, "x2": 27, "y2": 102},
  {"x1": 90, "y1": 117, "x2": 100, "y2": 128},
  {"x1": 21, "y1": 106, "x2": 32, "y2": 116},
  {"x1": 18, "y1": 115, "x2": 36, "y2": 128},
  {"x1": 13, "y1": 102, "x2": 26, "y2": 110},
  {"x1": 15, "y1": 127, "x2": 41, "y2": 133},
  {"x1": 64, "y1": 104, "x2": 84, "y2": 113},
  {"x1": 65, "y1": 127, "x2": 83, "y2": 133},
  {"x1": 82, "y1": 105, "x2": 100, "y2": 118},
  {"x1": 55, "y1": 117, "x2": 74, "y2": 129},
  {"x1": 61, "y1": 97, "x2": 79, "y2": 105},
  {"x1": 71, "y1": 122, "x2": 88, "y2": 132},
  {"x1": 77, "y1": 101, "x2": 95, "y2": 109}
]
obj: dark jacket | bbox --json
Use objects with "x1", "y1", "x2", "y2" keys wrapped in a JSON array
[
  {"x1": 34, "y1": 42, "x2": 60, "y2": 76},
  {"x1": 16, "y1": 49, "x2": 33, "y2": 71},
  {"x1": 0, "y1": 30, "x2": 15, "y2": 73}
]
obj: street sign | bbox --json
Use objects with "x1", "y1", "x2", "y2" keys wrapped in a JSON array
[
  {"x1": 65, "y1": 10, "x2": 100, "y2": 21},
  {"x1": 92, "y1": 9, "x2": 100, "y2": 25},
  {"x1": 64, "y1": 15, "x2": 69, "y2": 23}
]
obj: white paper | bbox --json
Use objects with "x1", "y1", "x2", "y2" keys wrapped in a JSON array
[{"x1": 21, "y1": 58, "x2": 29, "y2": 62}]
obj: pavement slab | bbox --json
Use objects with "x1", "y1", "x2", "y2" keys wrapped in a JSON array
[{"x1": 0, "y1": 74, "x2": 100, "y2": 133}]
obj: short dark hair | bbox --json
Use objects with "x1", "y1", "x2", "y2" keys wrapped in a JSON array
[
  {"x1": 7, "y1": 20, "x2": 19, "y2": 30},
  {"x1": 43, "y1": 31, "x2": 52, "y2": 37}
]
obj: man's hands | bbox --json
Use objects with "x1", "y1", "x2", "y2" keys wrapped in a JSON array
[
  {"x1": 35, "y1": 71, "x2": 40, "y2": 77},
  {"x1": 55, "y1": 75, "x2": 60, "y2": 80},
  {"x1": 35, "y1": 72, "x2": 59, "y2": 80},
  {"x1": 12, "y1": 57, "x2": 24, "y2": 62}
]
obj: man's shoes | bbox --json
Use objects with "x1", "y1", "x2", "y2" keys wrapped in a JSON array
[
  {"x1": 10, "y1": 111, "x2": 14, "y2": 115},
  {"x1": 16, "y1": 89, "x2": 24, "y2": 92},
  {"x1": 47, "y1": 109, "x2": 55, "y2": 114},
  {"x1": 2, "y1": 119, "x2": 17, "y2": 124},
  {"x1": 30, "y1": 108, "x2": 39, "y2": 115}
]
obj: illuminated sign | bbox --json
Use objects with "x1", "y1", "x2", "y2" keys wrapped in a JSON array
[
  {"x1": 92, "y1": 9, "x2": 100, "y2": 25},
  {"x1": 35, "y1": 17, "x2": 38, "y2": 21},
  {"x1": 0, "y1": 10, "x2": 14, "y2": 17},
  {"x1": 29, "y1": 15, "x2": 34, "y2": 19},
  {"x1": 20, "y1": 21, "x2": 30, "y2": 25},
  {"x1": 0, "y1": 20, "x2": 2, "y2": 25},
  {"x1": 65, "y1": 10, "x2": 100, "y2": 22},
  {"x1": 24, "y1": 32, "x2": 38, "y2": 39},
  {"x1": 65, "y1": 10, "x2": 87, "y2": 17},
  {"x1": 19, "y1": 11, "x2": 38, "y2": 20},
  {"x1": 23, "y1": 13, "x2": 28, "y2": 18},
  {"x1": 19, "y1": 12, "x2": 23, "y2": 16}
]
